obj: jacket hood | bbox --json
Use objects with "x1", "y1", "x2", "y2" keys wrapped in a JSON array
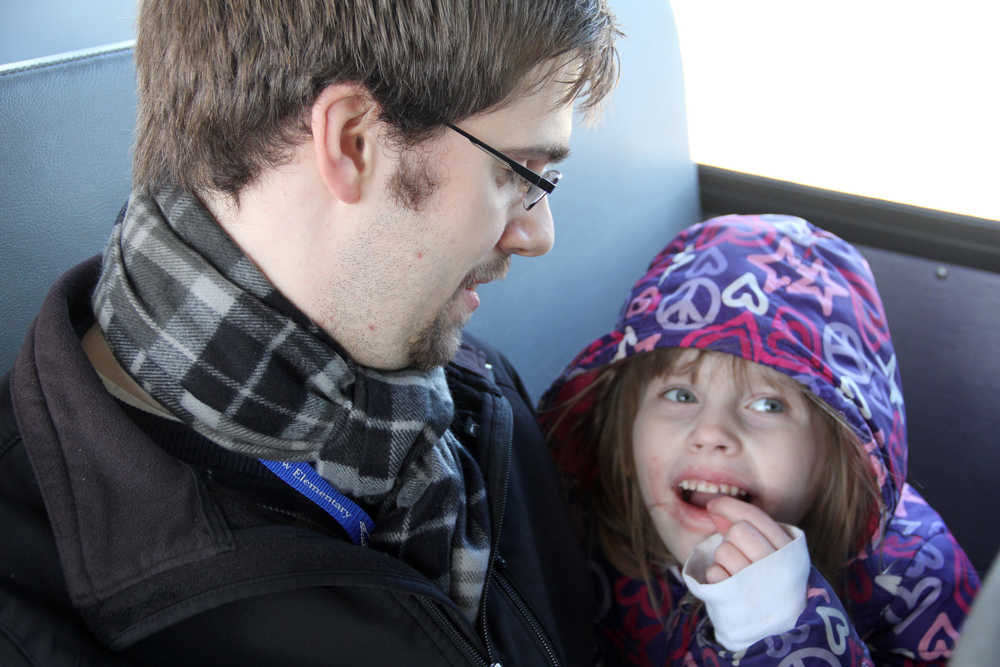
[{"x1": 539, "y1": 214, "x2": 905, "y2": 546}]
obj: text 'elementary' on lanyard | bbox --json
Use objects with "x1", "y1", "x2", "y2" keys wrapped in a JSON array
[{"x1": 259, "y1": 459, "x2": 374, "y2": 546}]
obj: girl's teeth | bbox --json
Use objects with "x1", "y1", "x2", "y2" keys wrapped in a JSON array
[{"x1": 679, "y1": 479, "x2": 749, "y2": 499}]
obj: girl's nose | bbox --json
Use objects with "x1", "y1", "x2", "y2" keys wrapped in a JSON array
[
  {"x1": 688, "y1": 413, "x2": 742, "y2": 456},
  {"x1": 497, "y1": 198, "x2": 555, "y2": 257}
]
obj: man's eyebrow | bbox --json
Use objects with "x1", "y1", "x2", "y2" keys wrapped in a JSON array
[{"x1": 507, "y1": 144, "x2": 571, "y2": 164}]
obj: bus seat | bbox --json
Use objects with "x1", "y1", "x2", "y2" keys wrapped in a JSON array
[
  {"x1": 1, "y1": 42, "x2": 136, "y2": 373},
  {"x1": 862, "y1": 245, "x2": 1000, "y2": 576}
]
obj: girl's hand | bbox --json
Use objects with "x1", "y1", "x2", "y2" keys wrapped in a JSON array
[{"x1": 703, "y1": 496, "x2": 792, "y2": 584}]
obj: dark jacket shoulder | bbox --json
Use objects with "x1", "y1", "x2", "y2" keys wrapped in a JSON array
[{"x1": 0, "y1": 259, "x2": 595, "y2": 666}]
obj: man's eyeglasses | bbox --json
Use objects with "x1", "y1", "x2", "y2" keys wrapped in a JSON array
[{"x1": 447, "y1": 124, "x2": 562, "y2": 211}]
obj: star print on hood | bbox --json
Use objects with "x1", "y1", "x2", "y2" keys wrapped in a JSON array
[{"x1": 539, "y1": 214, "x2": 979, "y2": 665}]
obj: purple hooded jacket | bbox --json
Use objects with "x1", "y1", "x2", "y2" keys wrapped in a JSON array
[{"x1": 539, "y1": 215, "x2": 979, "y2": 665}]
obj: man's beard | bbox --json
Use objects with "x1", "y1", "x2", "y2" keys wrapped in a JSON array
[
  {"x1": 386, "y1": 142, "x2": 510, "y2": 371},
  {"x1": 406, "y1": 304, "x2": 465, "y2": 372},
  {"x1": 407, "y1": 255, "x2": 510, "y2": 371}
]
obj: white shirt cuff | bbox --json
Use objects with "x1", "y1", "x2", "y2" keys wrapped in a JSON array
[{"x1": 681, "y1": 525, "x2": 809, "y2": 652}]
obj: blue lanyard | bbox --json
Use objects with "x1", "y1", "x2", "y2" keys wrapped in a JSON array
[{"x1": 259, "y1": 459, "x2": 374, "y2": 546}]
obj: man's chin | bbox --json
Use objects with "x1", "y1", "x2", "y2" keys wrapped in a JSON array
[{"x1": 407, "y1": 313, "x2": 467, "y2": 372}]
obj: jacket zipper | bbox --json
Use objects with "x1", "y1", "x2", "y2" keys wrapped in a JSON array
[
  {"x1": 477, "y1": 395, "x2": 513, "y2": 666},
  {"x1": 420, "y1": 597, "x2": 491, "y2": 667},
  {"x1": 495, "y1": 558, "x2": 560, "y2": 667},
  {"x1": 241, "y1": 389, "x2": 515, "y2": 666}
]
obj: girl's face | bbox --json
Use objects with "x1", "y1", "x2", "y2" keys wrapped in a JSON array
[{"x1": 631, "y1": 350, "x2": 826, "y2": 564}]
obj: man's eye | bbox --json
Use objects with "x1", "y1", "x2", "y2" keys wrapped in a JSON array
[
  {"x1": 496, "y1": 165, "x2": 520, "y2": 188},
  {"x1": 663, "y1": 388, "x2": 697, "y2": 403},
  {"x1": 749, "y1": 397, "x2": 785, "y2": 413}
]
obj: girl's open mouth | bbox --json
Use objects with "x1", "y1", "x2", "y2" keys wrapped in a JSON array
[{"x1": 676, "y1": 479, "x2": 753, "y2": 509}]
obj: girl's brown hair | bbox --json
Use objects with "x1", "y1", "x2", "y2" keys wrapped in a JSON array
[{"x1": 547, "y1": 348, "x2": 881, "y2": 598}]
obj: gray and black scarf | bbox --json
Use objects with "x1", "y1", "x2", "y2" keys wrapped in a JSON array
[{"x1": 92, "y1": 185, "x2": 490, "y2": 620}]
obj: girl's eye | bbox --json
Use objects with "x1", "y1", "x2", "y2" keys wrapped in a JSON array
[
  {"x1": 663, "y1": 388, "x2": 697, "y2": 404},
  {"x1": 749, "y1": 397, "x2": 785, "y2": 413}
]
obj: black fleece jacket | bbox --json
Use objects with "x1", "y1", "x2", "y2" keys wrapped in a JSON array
[{"x1": 0, "y1": 257, "x2": 594, "y2": 666}]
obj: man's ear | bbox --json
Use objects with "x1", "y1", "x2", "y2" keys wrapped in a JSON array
[{"x1": 311, "y1": 83, "x2": 379, "y2": 204}]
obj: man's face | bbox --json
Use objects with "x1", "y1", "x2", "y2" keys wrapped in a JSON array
[
  {"x1": 631, "y1": 350, "x2": 825, "y2": 563},
  {"x1": 330, "y1": 73, "x2": 574, "y2": 370}
]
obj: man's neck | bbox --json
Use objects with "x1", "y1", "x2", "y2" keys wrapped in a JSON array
[
  {"x1": 82, "y1": 324, "x2": 177, "y2": 420},
  {"x1": 194, "y1": 153, "x2": 417, "y2": 372}
]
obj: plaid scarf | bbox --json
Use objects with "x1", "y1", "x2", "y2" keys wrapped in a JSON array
[{"x1": 92, "y1": 185, "x2": 490, "y2": 620}]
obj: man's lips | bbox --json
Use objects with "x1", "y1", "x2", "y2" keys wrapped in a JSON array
[
  {"x1": 463, "y1": 255, "x2": 511, "y2": 289},
  {"x1": 458, "y1": 256, "x2": 510, "y2": 311},
  {"x1": 461, "y1": 284, "x2": 481, "y2": 311}
]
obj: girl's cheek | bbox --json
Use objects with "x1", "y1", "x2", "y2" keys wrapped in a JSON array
[{"x1": 639, "y1": 454, "x2": 671, "y2": 507}]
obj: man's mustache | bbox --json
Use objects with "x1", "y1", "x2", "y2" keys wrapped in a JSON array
[{"x1": 463, "y1": 255, "x2": 511, "y2": 288}]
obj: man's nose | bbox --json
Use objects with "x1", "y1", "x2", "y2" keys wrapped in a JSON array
[{"x1": 497, "y1": 198, "x2": 555, "y2": 257}]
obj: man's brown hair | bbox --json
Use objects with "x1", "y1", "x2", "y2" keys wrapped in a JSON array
[{"x1": 134, "y1": 1, "x2": 621, "y2": 199}]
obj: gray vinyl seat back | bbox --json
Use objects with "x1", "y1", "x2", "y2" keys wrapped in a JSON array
[
  {"x1": 861, "y1": 246, "x2": 1000, "y2": 576},
  {"x1": 1, "y1": 43, "x2": 137, "y2": 372}
]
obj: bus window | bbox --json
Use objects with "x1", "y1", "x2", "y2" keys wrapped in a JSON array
[
  {"x1": 1, "y1": 0, "x2": 136, "y2": 64},
  {"x1": 672, "y1": 1, "x2": 1000, "y2": 223}
]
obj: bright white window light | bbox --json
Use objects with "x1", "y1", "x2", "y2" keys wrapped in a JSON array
[{"x1": 671, "y1": 1, "x2": 1000, "y2": 222}]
